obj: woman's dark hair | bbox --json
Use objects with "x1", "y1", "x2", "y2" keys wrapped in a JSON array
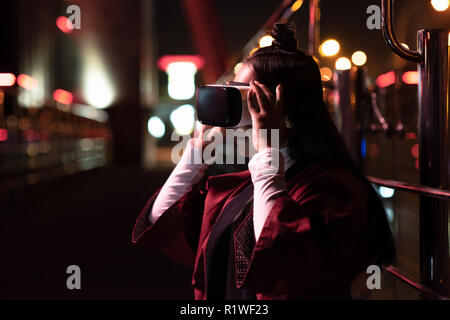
[{"x1": 246, "y1": 23, "x2": 396, "y2": 268}]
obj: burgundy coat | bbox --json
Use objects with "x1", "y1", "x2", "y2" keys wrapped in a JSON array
[{"x1": 132, "y1": 162, "x2": 374, "y2": 299}]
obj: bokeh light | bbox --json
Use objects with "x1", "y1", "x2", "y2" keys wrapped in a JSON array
[
  {"x1": 83, "y1": 47, "x2": 115, "y2": 109},
  {"x1": 17, "y1": 74, "x2": 38, "y2": 90},
  {"x1": 234, "y1": 62, "x2": 243, "y2": 75},
  {"x1": 291, "y1": 0, "x2": 304, "y2": 12},
  {"x1": 53, "y1": 89, "x2": 73, "y2": 105},
  {"x1": 431, "y1": 0, "x2": 449, "y2": 11},
  {"x1": 351, "y1": 51, "x2": 367, "y2": 66},
  {"x1": 379, "y1": 186, "x2": 395, "y2": 198},
  {"x1": 167, "y1": 62, "x2": 197, "y2": 100},
  {"x1": 319, "y1": 39, "x2": 340, "y2": 57},
  {"x1": 320, "y1": 67, "x2": 333, "y2": 81},
  {"x1": 147, "y1": 116, "x2": 166, "y2": 138},
  {"x1": 259, "y1": 35, "x2": 274, "y2": 48},
  {"x1": 402, "y1": 71, "x2": 419, "y2": 85},
  {"x1": 0, "y1": 73, "x2": 16, "y2": 86},
  {"x1": 335, "y1": 57, "x2": 351, "y2": 70},
  {"x1": 170, "y1": 104, "x2": 195, "y2": 135},
  {"x1": 56, "y1": 16, "x2": 74, "y2": 33}
]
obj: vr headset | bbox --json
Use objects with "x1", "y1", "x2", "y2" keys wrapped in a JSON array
[{"x1": 196, "y1": 82, "x2": 251, "y2": 127}]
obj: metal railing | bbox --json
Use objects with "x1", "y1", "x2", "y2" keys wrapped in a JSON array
[
  {"x1": 385, "y1": 266, "x2": 449, "y2": 300},
  {"x1": 377, "y1": 0, "x2": 450, "y2": 299},
  {"x1": 381, "y1": 0, "x2": 422, "y2": 63},
  {"x1": 368, "y1": 177, "x2": 450, "y2": 202}
]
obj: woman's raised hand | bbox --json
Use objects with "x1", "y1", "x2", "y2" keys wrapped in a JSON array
[{"x1": 247, "y1": 80, "x2": 287, "y2": 152}]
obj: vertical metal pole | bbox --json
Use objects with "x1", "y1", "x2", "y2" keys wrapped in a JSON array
[
  {"x1": 418, "y1": 29, "x2": 450, "y2": 295},
  {"x1": 308, "y1": 0, "x2": 320, "y2": 57},
  {"x1": 334, "y1": 69, "x2": 357, "y2": 161},
  {"x1": 354, "y1": 67, "x2": 367, "y2": 169}
]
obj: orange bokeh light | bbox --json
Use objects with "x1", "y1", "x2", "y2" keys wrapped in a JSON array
[
  {"x1": 402, "y1": 71, "x2": 419, "y2": 85},
  {"x1": 17, "y1": 74, "x2": 38, "y2": 90},
  {"x1": 53, "y1": 89, "x2": 73, "y2": 105}
]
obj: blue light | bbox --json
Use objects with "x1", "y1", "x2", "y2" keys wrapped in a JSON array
[{"x1": 361, "y1": 138, "x2": 367, "y2": 158}]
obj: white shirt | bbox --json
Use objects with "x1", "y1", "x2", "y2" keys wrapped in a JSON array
[{"x1": 149, "y1": 141, "x2": 295, "y2": 241}]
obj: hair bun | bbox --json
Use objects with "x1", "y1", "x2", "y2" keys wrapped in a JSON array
[{"x1": 271, "y1": 23, "x2": 297, "y2": 52}]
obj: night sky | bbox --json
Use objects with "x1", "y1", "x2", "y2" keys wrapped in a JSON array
[{"x1": 156, "y1": 0, "x2": 450, "y2": 79}]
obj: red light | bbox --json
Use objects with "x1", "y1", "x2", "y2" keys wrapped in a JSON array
[
  {"x1": 157, "y1": 55, "x2": 205, "y2": 71},
  {"x1": 17, "y1": 74, "x2": 38, "y2": 90},
  {"x1": 0, "y1": 128, "x2": 8, "y2": 141},
  {"x1": 53, "y1": 89, "x2": 73, "y2": 105},
  {"x1": 376, "y1": 71, "x2": 396, "y2": 88},
  {"x1": 402, "y1": 71, "x2": 419, "y2": 85},
  {"x1": 56, "y1": 16, "x2": 74, "y2": 34},
  {"x1": 405, "y1": 132, "x2": 417, "y2": 140},
  {"x1": 411, "y1": 143, "x2": 419, "y2": 158},
  {"x1": 0, "y1": 73, "x2": 16, "y2": 86},
  {"x1": 24, "y1": 129, "x2": 39, "y2": 142}
]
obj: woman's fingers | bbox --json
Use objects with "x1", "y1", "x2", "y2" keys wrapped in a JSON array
[
  {"x1": 247, "y1": 89, "x2": 259, "y2": 114},
  {"x1": 254, "y1": 81, "x2": 274, "y2": 104},
  {"x1": 250, "y1": 81, "x2": 269, "y2": 114},
  {"x1": 275, "y1": 84, "x2": 284, "y2": 113}
]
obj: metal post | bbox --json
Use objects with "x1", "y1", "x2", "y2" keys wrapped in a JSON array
[
  {"x1": 308, "y1": 0, "x2": 320, "y2": 57},
  {"x1": 418, "y1": 29, "x2": 449, "y2": 294},
  {"x1": 354, "y1": 67, "x2": 368, "y2": 169},
  {"x1": 334, "y1": 69, "x2": 357, "y2": 161},
  {"x1": 381, "y1": 0, "x2": 422, "y2": 63},
  {"x1": 381, "y1": 0, "x2": 449, "y2": 297}
]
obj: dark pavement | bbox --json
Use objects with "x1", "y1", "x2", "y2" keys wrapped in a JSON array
[{"x1": 0, "y1": 166, "x2": 193, "y2": 299}]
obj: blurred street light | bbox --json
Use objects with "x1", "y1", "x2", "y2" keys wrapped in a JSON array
[
  {"x1": 319, "y1": 39, "x2": 340, "y2": 57},
  {"x1": 157, "y1": 55, "x2": 204, "y2": 101},
  {"x1": 379, "y1": 186, "x2": 395, "y2": 198},
  {"x1": 53, "y1": 89, "x2": 73, "y2": 105},
  {"x1": 291, "y1": 0, "x2": 304, "y2": 12},
  {"x1": 335, "y1": 57, "x2": 351, "y2": 70},
  {"x1": 431, "y1": 0, "x2": 449, "y2": 11},
  {"x1": 147, "y1": 116, "x2": 166, "y2": 138},
  {"x1": 56, "y1": 16, "x2": 74, "y2": 33},
  {"x1": 376, "y1": 71, "x2": 396, "y2": 88},
  {"x1": 402, "y1": 71, "x2": 419, "y2": 85},
  {"x1": 83, "y1": 47, "x2": 115, "y2": 109},
  {"x1": 320, "y1": 67, "x2": 333, "y2": 81},
  {"x1": 17, "y1": 74, "x2": 37, "y2": 90},
  {"x1": 167, "y1": 62, "x2": 197, "y2": 100},
  {"x1": 0, "y1": 73, "x2": 16, "y2": 86},
  {"x1": 170, "y1": 104, "x2": 195, "y2": 135},
  {"x1": 351, "y1": 51, "x2": 367, "y2": 66},
  {"x1": 234, "y1": 62, "x2": 243, "y2": 75},
  {"x1": 259, "y1": 35, "x2": 274, "y2": 48}
]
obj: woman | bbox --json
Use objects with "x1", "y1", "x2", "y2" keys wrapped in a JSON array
[{"x1": 132, "y1": 23, "x2": 395, "y2": 300}]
